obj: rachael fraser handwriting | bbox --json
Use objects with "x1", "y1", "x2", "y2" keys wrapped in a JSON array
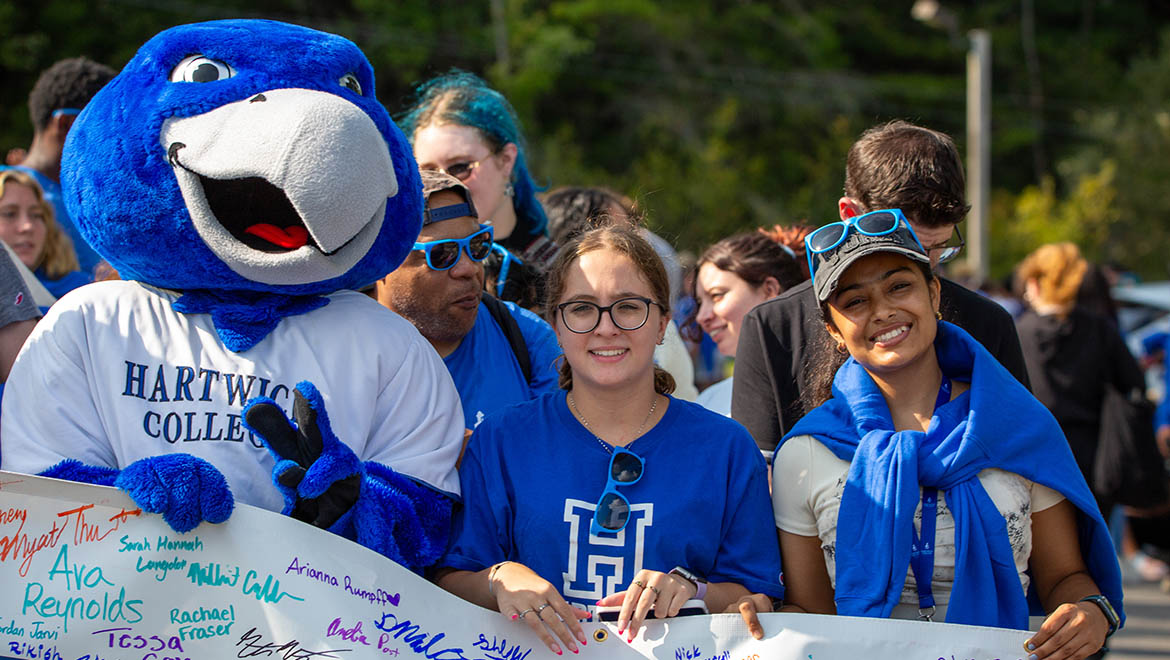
[{"x1": 235, "y1": 626, "x2": 351, "y2": 660}]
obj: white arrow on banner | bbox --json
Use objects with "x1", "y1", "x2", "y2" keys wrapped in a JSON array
[{"x1": 0, "y1": 471, "x2": 1030, "y2": 660}]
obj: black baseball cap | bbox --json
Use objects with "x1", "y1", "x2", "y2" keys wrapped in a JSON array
[
  {"x1": 420, "y1": 169, "x2": 477, "y2": 225},
  {"x1": 808, "y1": 210, "x2": 930, "y2": 302}
]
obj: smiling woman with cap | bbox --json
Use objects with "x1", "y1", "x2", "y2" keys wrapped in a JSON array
[{"x1": 735, "y1": 209, "x2": 1124, "y2": 660}]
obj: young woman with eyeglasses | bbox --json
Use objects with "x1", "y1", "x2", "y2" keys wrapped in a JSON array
[
  {"x1": 735, "y1": 210, "x2": 1123, "y2": 660},
  {"x1": 437, "y1": 224, "x2": 782, "y2": 654},
  {"x1": 397, "y1": 70, "x2": 556, "y2": 309}
]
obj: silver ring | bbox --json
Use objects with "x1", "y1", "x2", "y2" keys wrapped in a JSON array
[
  {"x1": 517, "y1": 608, "x2": 534, "y2": 618},
  {"x1": 536, "y1": 604, "x2": 551, "y2": 614}
]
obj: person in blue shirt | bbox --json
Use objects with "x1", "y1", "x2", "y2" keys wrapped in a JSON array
[
  {"x1": 737, "y1": 210, "x2": 1123, "y2": 660},
  {"x1": 374, "y1": 170, "x2": 560, "y2": 433},
  {"x1": 8, "y1": 57, "x2": 116, "y2": 276},
  {"x1": 0, "y1": 169, "x2": 90, "y2": 299},
  {"x1": 436, "y1": 224, "x2": 782, "y2": 655}
]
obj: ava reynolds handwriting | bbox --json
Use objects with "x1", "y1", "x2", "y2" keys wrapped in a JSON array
[{"x1": 21, "y1": 545, "x2": 144, "y2": 633}]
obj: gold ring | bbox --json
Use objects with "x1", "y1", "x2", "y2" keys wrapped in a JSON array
[
  {"x1": 633, "y1": 579, "x2": 646, "y2": 589},
  {"x1": 648, "y1": 584, "x2": 661, "y2": 597}
]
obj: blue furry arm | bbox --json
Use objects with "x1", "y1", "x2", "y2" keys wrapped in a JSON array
[
  {"x1": 40, "y1": 455, "x2": 233, "y2": 533},
  {"x1": 351, "y1": 462, "x2": 454, "y2": 573},
  {"x1": 40, "y1": 459, "x2": 119, "y2": 486},
  {"x1": 243, "y1": 381, "x2": 453, "y2": 572}
]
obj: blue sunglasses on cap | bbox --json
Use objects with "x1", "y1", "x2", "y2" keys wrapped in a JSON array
[
  {"x1": 413, "y1": 225, "x2": 494, "y2": 271},
  {"x1": 804, "y1": 209, "x2": 925, "y2": 279}
]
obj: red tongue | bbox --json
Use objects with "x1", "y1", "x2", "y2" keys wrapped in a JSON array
[{"x1": 244, "y1": 224, "x2": 309, "y2": 249}]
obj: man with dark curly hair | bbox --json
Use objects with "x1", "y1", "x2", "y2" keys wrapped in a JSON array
[
  {"x1": 732, "y1": 120, "x2": 1031, "y2": 452},
  {"x1": 8, "y1": 57, "x2": 116, "y2": 275}
]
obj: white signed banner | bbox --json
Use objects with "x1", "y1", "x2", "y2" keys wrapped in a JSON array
[{"x1": 0, "y1": 471, "x2": 1031, "y2": 660}]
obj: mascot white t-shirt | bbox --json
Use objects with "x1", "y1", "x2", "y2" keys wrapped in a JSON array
[
  {"x1": 0, "y1": 19, "x2": 467, "y2": 572},
  {"x1": 2, "y1": 281, "x2": 463, "y2": 512}
]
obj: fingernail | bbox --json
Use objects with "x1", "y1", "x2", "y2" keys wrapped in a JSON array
[
  {"x1": 511, "y1": 614, "x2": 518, "y2": 621},
  {"x1": 552, "y1": 646, "x2": 562, "y2": 656},
  {"x1": 1028, "y1": 655, "x2": 1038, "y2": 660},
  {"x1": 1027, "y1": 643, "x2": 1036, "y2": 651},
  {"x1": 571, "y1": 647, "x2": 579, "y2": 655}
]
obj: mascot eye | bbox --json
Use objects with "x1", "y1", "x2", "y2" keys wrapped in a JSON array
[
  {"x1": 170, "y1": 55, "x2": 236, "y2": 83},
  {"x1": 339, "y1": 73, "x2": 362, "y2": 95}
]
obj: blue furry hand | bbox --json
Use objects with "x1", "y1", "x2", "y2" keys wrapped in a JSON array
[
  {"x1": 244, "y1": 381, "x2": 362, "y2": 530},
  {"x1": 115, "y1": 454, "x2": 234, "y2": 533}
]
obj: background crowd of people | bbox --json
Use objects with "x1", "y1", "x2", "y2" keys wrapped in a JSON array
[{"x1": 2, "y1": 32, "x2": 1169, "y2": 660}]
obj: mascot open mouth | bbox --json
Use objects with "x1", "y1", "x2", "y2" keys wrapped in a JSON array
[
  {"x1": 200, "y1": 175, "x2": 313, "y2": 252},
  {"x1": 159, "y1": 88, "x2": 398, "y2": 286}
]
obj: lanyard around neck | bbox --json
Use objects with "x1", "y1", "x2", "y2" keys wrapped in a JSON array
[{"x1": 908, "y1": 377, "x2": 952, "y2": 621}]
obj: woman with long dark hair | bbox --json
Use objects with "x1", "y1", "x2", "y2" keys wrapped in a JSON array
[{"x1": 738, "y1": 210, "x2": 1123, "y2": 660}]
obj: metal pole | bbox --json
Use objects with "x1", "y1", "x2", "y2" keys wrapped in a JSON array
[
  {"x1": 490, "y1": 0, "x2": 511, "y2": 75},
  {"x1": 966, "y1": 29, "x2": 991, "y2": 282}
]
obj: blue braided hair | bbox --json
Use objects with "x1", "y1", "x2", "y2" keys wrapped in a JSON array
[{"x1": 396, "y1": 70, "x2": 548, "y2": 244}]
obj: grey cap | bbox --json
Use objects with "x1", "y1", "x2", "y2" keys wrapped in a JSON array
[
  {"x1": 810, "y1": 223, "x2": 930, "y2": 302},
  {"x1": 420, "y1": 169, "x2": 478, "y2": 225}
]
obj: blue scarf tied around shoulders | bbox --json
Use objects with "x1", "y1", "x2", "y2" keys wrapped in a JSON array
[{"x1": 785, "y1": 321, "x2": 1123, "y2": 629}]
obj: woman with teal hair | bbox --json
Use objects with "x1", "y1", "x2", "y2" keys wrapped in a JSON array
[{"x1": 398, "y1": 71, "x2": 554, "y2": 277}]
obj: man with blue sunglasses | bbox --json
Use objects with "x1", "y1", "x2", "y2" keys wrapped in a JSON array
[
  {"x1": 732, "y1": 121, "x2": 1030, "y2": 453},
  {"x1": 374, "y1": 171, "x2": 561, "y2": 434}
]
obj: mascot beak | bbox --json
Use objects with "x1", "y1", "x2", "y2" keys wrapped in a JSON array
[{"x1": 160, "y1": 88, "x2": 396, "y2": 285}]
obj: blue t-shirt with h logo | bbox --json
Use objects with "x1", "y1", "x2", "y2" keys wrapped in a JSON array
[{"x1": 442, "y1": 392, "x2": 784, "y2": 611}]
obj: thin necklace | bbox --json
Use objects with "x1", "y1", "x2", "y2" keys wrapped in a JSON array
[{"x1": 568, "y1": 391, "x2": 658, "y2": 454}]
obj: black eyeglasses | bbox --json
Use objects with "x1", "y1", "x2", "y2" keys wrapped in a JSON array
[
  {"x1": 412, "y1": 225, "x2": 494, "y2": 271},
  {"x1": 556, "y1": 296, "x2": 662, "y2": 334},
  {"x1": 924, "y1": 226, "x2": 964, "y2": 264},
  {"x1": 591, "y1": 447, "x2": 644, "y2": 535}
]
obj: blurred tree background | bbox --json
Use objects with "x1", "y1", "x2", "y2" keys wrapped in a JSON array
[{"x1": 3, "y1": 0, "x2": 1169, "y2": 280}]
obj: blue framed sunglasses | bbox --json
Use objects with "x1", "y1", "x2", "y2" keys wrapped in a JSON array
[
  {"x1": 804, "y1": 209, "x2": 925, "y2": 278},
  {"x1": 591, "y1": 447, "x2": 645, "y2": 535},
  {"x1": 413, "y1": 225, "x2": 494, "y2": 271},
  {"x1": 491, "y1": 243, "x2": 523, "y2": 298}
]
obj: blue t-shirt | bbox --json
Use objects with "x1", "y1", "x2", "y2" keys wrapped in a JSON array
[
  {"x1": 443, "y1": 392, "x2": 784, "y2": 611},
  {"x1": 443, "y1": 300, "x2": 560, "y2": 430},
  {"x1": 35, "y1": 267, "x2": 91, "y2": 299},
  {"x1": 6, "y1": 166, "x2": 102, "y2": 275}
]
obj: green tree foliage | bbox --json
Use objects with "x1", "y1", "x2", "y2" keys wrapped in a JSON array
[
  {"x1": 3, "y1": 0, "x2": 1170, "y2": 273},
  {"x1": 990, "y1": 161, "x2": 1117, "y2": 277}
]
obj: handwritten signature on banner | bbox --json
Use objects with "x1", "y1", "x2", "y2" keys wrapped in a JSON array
[{"x1": 1, "y1": 471, "x2": 1030, "y2": 660}]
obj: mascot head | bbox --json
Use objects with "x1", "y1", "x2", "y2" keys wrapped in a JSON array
[{"x1": 61, "y1": 19, "x2": 422, "y2": 296}]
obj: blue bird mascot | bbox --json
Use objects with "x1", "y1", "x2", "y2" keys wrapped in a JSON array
[{"x1": 0, "y1": 20, "x2": 465, "y2": 573}]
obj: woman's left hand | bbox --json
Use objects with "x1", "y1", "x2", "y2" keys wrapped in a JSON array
[
  {"x1": 1025, "y1": 601, "x2": 1109, "y2": 660},
  {"x1": 596, "y1": 569, "x2": 698, "y2": 641}
]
